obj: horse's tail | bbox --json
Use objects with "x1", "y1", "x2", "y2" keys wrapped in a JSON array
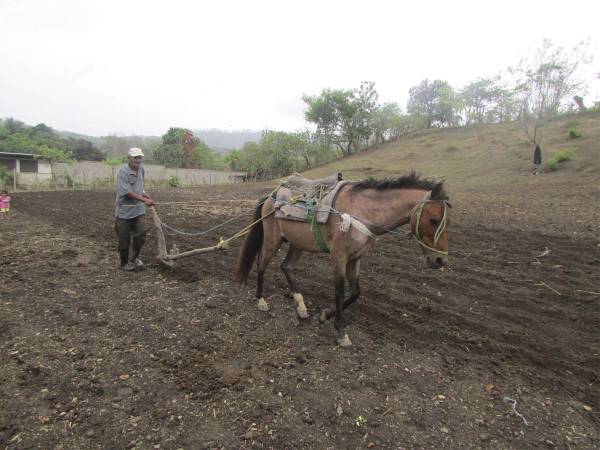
[{"x1": 235, "y1": 196, "x2": 267, "y2": 285}]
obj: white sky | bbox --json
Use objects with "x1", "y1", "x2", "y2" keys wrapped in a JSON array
[{"x1": 1, "y1": 0, "x2": 599, "y2": 136}]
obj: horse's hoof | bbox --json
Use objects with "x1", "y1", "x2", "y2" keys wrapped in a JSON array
[
  {"x1": 293, "y1": 293, "x2": 308, "y2": 319},
  {"x1": 296, "y1": 306, "x2": 309, "y2": 319},
  {"x1": 337, "y1": 334, "x2": 352, "y2": 347},
  {"x1": 319, "y1": 310, "x2": 328, "y2": 324},
  {"x1": 257, "y1": 297, "x2": 269, "y2": 312}
]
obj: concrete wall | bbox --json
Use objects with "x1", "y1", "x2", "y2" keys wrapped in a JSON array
[
  {"x1": 50, "y1": 161, "x2": 244, "y2": 187},
  {"x1": 16, "y1": 161, "x2": 53, "y2": 186}
]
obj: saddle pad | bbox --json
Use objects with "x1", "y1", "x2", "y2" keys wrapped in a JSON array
[
  {"x1": 274, "y1": 180, "x2": 348, "y2": 224},
  {"x1": 283, "y1": 172, "x2": 343, "y2": 197}
]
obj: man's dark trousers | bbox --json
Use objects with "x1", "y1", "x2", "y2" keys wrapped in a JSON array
[{"x1": 115, "y1": 215, "x2": 146, "y2": 266}]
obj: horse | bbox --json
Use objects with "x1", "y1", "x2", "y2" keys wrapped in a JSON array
[{"x1": 235, "y1": 172, "x2": 451, "y2": 346}]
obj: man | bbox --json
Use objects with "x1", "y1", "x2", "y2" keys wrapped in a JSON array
[
  {"x1": 532, "y1": 143, "x2": 542, "y2": 175},
  {"x1": 115, "y1": 148, "x2": 154, "y2": 271}
]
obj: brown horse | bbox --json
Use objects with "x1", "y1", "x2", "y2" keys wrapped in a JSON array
[{"x1": 235, "y1": 172, "x2": 451, "y2": 346}]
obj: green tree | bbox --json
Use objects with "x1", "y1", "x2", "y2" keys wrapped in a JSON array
[
  {"x1": 389, "y1": 114, "x2": 425, "y2": 140},
  {"x1": 225, "y1": 131, "x2": 326, "y2": 180},
  {"x1": 153, "y1": 127, "x2": 216, "y2": 168},
  {"x1": 303, "y1": 81, "x2": 379, "y2": 156},
  {"x1": 0, "y1": 118, "x2": 102, "y2": 161},
  {"x1": 371, "y1": 102, "x2": 402, "y2": 144},
  {"x1": 407, "y1": 79, "x2": 459, "y2": 128},
  {"x1": 224, "y1": 149, "x2": 243, "y2": 171}
]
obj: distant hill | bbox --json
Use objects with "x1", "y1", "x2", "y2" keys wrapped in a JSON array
[
  {"x1": 58, "y1": 128, "x2": 262, "y2": 155},
  {"x1": 58, "y1": 130, "x2": 103, "y2": 147},
  {"x1": 194, "y1": 129, "x2": 262, "y2": 153},
  {"x1": 57, "y1": 131, "x2": 162, "y2": 158}
]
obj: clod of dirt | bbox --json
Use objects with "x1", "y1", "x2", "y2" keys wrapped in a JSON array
[
  {"x1": 216, "y1": 360, "x2": 247, "y2": 385},
  {"x1": 249, "y1": 365, "x2": 267, "y2": 382},
  {"x1": 74, "y1": 253, "x2": 99, "y2": 266},
  {"x1": 117, "y1": 387, "x2": 133, "y2": 397}
]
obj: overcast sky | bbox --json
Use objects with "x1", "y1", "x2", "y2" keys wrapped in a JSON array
[{"x1": 1, "y1": 0, "x2": 599, "y2": 136}]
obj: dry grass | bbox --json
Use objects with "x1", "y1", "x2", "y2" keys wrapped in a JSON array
[{"x1": 304, "y1": 112, "x2": 600, "y2": 194}]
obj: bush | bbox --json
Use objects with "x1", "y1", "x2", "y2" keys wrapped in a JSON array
[
  {"x1": 168, "y1": 175, "x2": 181, "y2": 188},
  {"x1": 554, "y1": 149, "x2": 574, "y2": 163},
  {"x1": 547, "y1": 150, "x2": 574, "y2": 171},
  {"x1": 548, "y1": 158, "x2": 559, "y2": 171},
  {"x1": 0, "y1": 166, "x2": 14, "y2": 188},
  {"x1": 568, "y1": 127, "x2": 582, "y2": 139}
]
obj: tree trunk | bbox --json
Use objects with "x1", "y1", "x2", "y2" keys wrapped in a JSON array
[{"x1": 573, "y1": 96, "x2": 586, "y2": 112}]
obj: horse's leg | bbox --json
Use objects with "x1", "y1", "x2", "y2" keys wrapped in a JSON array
[
  {"x1": 280, "y1": 246, "x2": 308, "y2": 319},
  {"x1": 255, "y1": 216, "x2": 282, "y2": 312},
  {"x1": 332, "y1": 256, "x2": 353, "y2": 347},
  {"x1": 320, "y1": 259, "x2": 361, "y2": 324}
]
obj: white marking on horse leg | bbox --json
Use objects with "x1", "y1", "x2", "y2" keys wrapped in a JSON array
[
  {"x1": 257, "y1": 297, "x2": 269, "y2": 312},
  {"x1": 293, "y1": 293, "x2": 308, "y2": 319},
  {"x1": 337, "y1": 333, "x2": 352, "y2": 347},
  {"x1": 319, "y1": 309, "x2": 330, "y2": 324}
]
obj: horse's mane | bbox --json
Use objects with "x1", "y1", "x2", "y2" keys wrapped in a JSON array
[{"x1": 351, "y1": 171, "x2": 449, "y2": 200}]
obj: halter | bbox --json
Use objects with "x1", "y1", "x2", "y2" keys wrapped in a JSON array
[{"x1": 410, "y1": 192, "x2": 449, "y2": 256}]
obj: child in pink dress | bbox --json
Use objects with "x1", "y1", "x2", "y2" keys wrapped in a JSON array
[{"x1": 0, "y1": 190, "x2": 11, "y2": 218}]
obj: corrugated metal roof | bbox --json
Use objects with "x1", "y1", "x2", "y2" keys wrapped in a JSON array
[{"x1": 0, "y1": 152, "x2": 40, "y2": 159}]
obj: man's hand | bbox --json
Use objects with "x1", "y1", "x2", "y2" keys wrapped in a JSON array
[{"x1": 144, "y1": 197, "x2": 155, "y2": 207}]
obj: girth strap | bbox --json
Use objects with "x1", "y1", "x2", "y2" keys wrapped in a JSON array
[{"x1": 306, "y1": 199, "x2": 330, "y2": 253}]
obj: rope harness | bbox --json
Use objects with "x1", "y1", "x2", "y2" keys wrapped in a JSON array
[
  {"x1": 154, "y1": 189, "x2": 448, "y2": 258},
  {"x1": 409, "y1": 192, "x2": 450, "y2": 256}
]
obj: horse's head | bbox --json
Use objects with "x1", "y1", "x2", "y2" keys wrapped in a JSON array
[{"x1": 410, "y1": 183, "x2": 451, "y2": 269}]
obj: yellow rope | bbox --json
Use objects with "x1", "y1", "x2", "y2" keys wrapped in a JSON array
[
  {"x1": 216, "y1": 208, "x2": 276, "y2": 249},
  {"x1": 411, "y1": 194, "x2": 449, "y2": 256}
]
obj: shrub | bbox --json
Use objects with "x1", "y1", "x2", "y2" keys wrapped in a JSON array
[
  {"x1": 568, "y1": 127, "x2": 582, "y2": 139},
  {"x1": 168, "y1": 175, "x2": 181, "y2": 188},
  {"x1": 547, "y1": 150, "x2": 574, "y2": 171},
  {"x1": 554, "y1": 149, "x2": 574, "y2": 163},
  {"x1": 0, "y1": 166, "x2": 14, "y2": 189}
]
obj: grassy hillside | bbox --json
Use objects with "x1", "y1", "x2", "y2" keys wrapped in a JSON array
[{"x1": 304, "y1": 112, "x2": 600, "y2": 192}]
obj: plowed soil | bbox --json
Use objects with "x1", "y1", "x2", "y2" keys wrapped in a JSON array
[{"x1": 1, "y1": 180, "x2": 598, "y2": 449}]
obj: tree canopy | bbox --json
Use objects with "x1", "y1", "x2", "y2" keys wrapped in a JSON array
[
  {"x1": 153, "y1": 127, "x2": 225, "y2": 169},
  {"x1": 0, "y1": 119, "x2": 104, "y2": 161}
]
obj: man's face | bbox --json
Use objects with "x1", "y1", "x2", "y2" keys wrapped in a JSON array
[{"x1": 129, "y1": 156, "x2": 143, "y2": 169}]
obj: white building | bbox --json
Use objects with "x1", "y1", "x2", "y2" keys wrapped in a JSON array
[{"x1": 0, "y1": 152, "x2": 53, "y2": 187}]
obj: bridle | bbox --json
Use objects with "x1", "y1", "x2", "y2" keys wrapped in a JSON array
[{"x1": 409, "y1": 192, "x2": 450, "y2": 256}]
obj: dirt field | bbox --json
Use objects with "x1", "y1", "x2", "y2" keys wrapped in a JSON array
[{"x1": 1, "y1": 179, "x2": 599, "y2": 449}]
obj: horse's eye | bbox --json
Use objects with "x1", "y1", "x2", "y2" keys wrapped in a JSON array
[{"x1": 430, "y1": 218, "x2": 439, "y2": 226}]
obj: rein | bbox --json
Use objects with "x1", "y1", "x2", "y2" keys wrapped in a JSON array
[{"x1": 410, "y1": 193, "x2": 449, "y2": 256}]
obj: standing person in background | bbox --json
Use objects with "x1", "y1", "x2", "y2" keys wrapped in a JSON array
[
  {"x1": 114, "y1": 148, "x2": 154, "y2": 271},
  {"x1": 0, "y1": 190, "x2": 11, "y2": 219},
  {"x1": 532, "y1": 143, "x2": 542, "y2": 175}
]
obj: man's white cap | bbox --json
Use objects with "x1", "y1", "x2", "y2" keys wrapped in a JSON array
[{"x1": 128, "y1": 147, "x2": 144, "y2": 157}]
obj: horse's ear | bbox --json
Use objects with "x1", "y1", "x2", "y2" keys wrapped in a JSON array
[{"x1": 431, "y1": 181, "x2": 444, "y2": 199}]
